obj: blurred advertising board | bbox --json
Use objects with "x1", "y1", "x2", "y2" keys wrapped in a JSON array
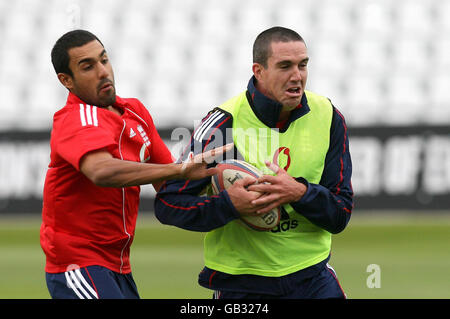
[{"x1": 0, "y1": 126, "x2": 449, "y2": 213}]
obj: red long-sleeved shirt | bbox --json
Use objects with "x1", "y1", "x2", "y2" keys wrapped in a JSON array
[{"x1": 41, "y1": 92, "x2": 173, "y2": 274}]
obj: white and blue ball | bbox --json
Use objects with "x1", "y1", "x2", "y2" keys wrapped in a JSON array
[{"x1": 211, "y1": 159, "x2": 281, "y2": 231}]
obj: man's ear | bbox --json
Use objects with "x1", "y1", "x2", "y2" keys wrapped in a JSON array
[
  {"x1": 57, "y1": 73, "x2": 74, "y2": 91},
  {"x1": 252, "y1": 63, "x2": 264, "y2": 82}
]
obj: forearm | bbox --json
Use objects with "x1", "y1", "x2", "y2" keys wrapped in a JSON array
[
  {"x1": 155, "y1": 189, "x2": 240, "y2": 232},
  {"x1": 82, "y1": 154, "x2": 182, "y2": 187},
  {"x1": 290, "y1": 178, "x2": 352, "y2": 234},
  {"x1": 93, "y1": 158, "x2": 183, "y2": 187}
]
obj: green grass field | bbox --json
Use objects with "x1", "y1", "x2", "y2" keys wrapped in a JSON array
[{"x1": 0, "y1": 212, "x2": 449, "y2": 299}]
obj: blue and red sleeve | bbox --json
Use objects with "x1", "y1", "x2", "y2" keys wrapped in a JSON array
[
  {"x1": 154, "y1": 110, "x2": 240, "y2": 232},
  {"x1": 290, "y1": 106, "x2": 353, "y2": 234}
]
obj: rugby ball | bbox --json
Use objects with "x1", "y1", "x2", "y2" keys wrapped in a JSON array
[{"x1": 211, "y1": 159, "x2": 281, "y2": 231}]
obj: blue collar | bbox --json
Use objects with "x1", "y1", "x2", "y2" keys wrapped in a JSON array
[{"x1": 246, "y1": 76, "x2": 310, "y2": 132}]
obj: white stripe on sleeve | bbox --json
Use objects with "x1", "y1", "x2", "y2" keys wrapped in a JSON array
[
  {"x1": 85, "y1": 105, "x2": 93, "y2": 125},
  {"x1": 199, "y1": 113, "x2": 225, "y2": 141},
  {"x1": 193, "y1": 111, "x2": 219, "y2": 141},
  {"x1": 92, "y1": 106, "x2": 98, "y2": 126},
  {"x1": 79, "y1": 104, "x2": 87, "y2": 126},
  {"x1": 194, "y1": 111, "x2": 225, "y2": 142}
]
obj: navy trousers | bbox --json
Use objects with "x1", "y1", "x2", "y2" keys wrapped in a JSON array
[
  {"x1": 46, "y1": 265, "x2": 140, "y2": 299},
  {"x1": 213, "y1": 263, "x2": 346, "y2": 299}
]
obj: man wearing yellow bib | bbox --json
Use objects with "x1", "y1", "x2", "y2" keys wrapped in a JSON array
[{"x1": 155, "y1": 27, "x2": 353, "y2": 299}]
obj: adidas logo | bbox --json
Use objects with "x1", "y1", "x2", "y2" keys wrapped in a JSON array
[{"x1": 129, "y1": 128, "x2": 136, "y2": 138}]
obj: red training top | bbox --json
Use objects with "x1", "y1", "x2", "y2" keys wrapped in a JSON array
[{"x1": 40, "y1": 92, "x2": 173, "y2": 274}]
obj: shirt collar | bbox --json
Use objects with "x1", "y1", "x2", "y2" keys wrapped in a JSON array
[
  {"x1": 246, "y1": 76, "x2": 310, "y2": 131},
  {"x1": 66, "y1": 91, "x2": 125, "y2": 111},
  {"x1": 66, "y1": 92, "x2": 85, "y2": 105}
]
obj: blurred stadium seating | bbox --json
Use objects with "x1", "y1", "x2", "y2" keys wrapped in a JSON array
[{"x1": 0, "y1": 0, "x2": 448, "y2": 130}]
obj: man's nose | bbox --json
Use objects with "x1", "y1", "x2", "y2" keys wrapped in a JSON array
[
  {"x1": 97, "y1": 62, "x2": 109, "y2": 79},
  {"x1": 290, "y1": 67, "x2": 302, "y2": 81}
]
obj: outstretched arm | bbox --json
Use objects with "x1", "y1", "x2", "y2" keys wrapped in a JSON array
[{"x1": 79, "y1": 143, "x2": 233, "y2": 187}]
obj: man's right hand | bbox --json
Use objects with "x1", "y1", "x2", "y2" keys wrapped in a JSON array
[
  {"x1": 179, "y1": 143, "x2": 234, "y2": 180},
  {"x1": 226, "y1": 177, "x2": 270, "y2": 216}
]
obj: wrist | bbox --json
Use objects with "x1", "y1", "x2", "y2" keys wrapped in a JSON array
[
  {"x1": 294, "y1": 177, "x2": 309, "y2": 202},
  {"x1": 173, "y1": 163, "x2": 185, "y2": 179}
]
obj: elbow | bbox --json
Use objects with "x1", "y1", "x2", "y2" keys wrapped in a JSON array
[
  {"x1": 89, "y1": 174, "x2": 107, "y2": 187},
  {"x1": 327, "y1": 211, "x2": 351, "y2": 234},
  {"x1": 328, "y1": 223, "x2": 347, "y2": 234},
  {"x1": 80, "y1": 152, "x2": 123, "y2": 187}
]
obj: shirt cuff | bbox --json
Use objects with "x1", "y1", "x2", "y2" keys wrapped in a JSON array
[{"x1": 221, "y1": 190, "x2": 241, "y2": 219}]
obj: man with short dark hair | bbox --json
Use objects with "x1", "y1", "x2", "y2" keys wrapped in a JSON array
[
  {"x1": 155, "y1": 26, "x2": 353, "y2": 299},
  {"x1": 41, "y1": 29, "x2": 230, "y2": 299}
]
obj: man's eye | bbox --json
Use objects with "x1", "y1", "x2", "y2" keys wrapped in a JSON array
[
  {"x1": 83, "y1": 65, "x2": 93, "y2": 71},
  {"x1": 102, "y1": 58, "x2": 109, "y2": 64}
]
